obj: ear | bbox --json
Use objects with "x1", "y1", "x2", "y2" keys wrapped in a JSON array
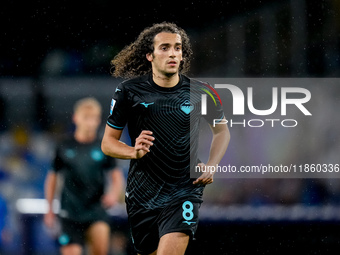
[{"x1": 146, "y1": 53, "x2": 153, "y2": 62}]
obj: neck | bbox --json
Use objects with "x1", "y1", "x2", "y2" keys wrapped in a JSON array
[
  {"x1": 152, "y1": 72, "x2": 179, "y2": 88},
  {"x1": 74, "y1": 129, "x2": 96, "y2": 143}
]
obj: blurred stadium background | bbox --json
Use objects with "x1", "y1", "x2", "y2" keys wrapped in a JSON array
[{"x1": 1, "y1": 0, "x2": 340, "y2": 254}]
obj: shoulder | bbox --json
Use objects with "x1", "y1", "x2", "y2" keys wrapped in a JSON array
[
  {"x1": 183, "y1": 75, "x2": 213, "y2": 92},
  {"x1": 190, "y1": 77, "x2": 218, "y2": 94},
  {"x1": 180, "y1": 74, "x2": 206, "y2": 87},
  {"x1": 186, "y1": 76, "x2": 209, "y2": 87},
  {"x1": 119, "y1": 75, "x2": 149, "y2": 89},
  {"x1": 54, "y1": 135, "x2": 76, "y2": 151},
  {"x1": 181, "y1": 74, "x2": 191, "y2": 84}
]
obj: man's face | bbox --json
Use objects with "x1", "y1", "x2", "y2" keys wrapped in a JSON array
[
  {"x1": 147, "y1": 32, "x2": 183, "y2": 77},
  {"x1": 73, "y1": 106, "x2": 101, "y2": 133}
]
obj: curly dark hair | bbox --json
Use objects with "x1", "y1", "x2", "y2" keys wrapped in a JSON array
[{"x1": 111, "y1": 22, "x2": 193, "y2": 78}]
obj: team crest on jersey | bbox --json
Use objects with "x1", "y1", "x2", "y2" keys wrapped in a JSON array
[{"x1": 180, "y1": 100, "x2": 194, "y2": 114}]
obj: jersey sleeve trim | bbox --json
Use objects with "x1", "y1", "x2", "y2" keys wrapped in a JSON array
[
  {"x1": 107, "y1": 121, "x2": 124, "y2": 130},
  {"x1": 214, "y1": 113, "x2": 225, "y2": 123}
]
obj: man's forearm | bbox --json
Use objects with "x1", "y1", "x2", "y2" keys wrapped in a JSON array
[
  {"x1": 102, "y1": 137, "x2": 135, "y2": 159},
  {"x1": 44, "y1": 172, "x2": 57, "y2": 212},
  {"x1": 206, "y1": 126, "x2": 230, "y2": 166},
  {"x1": 102, "y1": 127, "x2": 154, "y2": 160}
]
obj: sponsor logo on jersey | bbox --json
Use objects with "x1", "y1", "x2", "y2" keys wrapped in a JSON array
[{"x1": 140, "y1": 102, "x2": 154, "y2": 108}]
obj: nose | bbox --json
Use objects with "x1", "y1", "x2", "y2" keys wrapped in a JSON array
[{"x1": 169, "y1": 47, "x2": 176, "y2": 57}]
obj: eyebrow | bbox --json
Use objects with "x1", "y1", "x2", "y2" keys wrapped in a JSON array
[{"x1": 158, "y1": 42, "x2": 182, "y2": 47}]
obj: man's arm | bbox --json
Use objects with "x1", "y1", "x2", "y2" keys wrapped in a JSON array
[
  {"x1": 101, "y1": 125, "x2": 154, "y2": 159},
  {"x1": 102, "y1": 167, "x2": 125, "y2": 208},
  {"x1": 44, "y1": 171, "x2": 58, "y2": 228},
  {"x1": 193, "y1": 117, "x2": 230, "y2": 185}
]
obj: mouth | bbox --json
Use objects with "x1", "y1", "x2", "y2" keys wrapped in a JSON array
[{"x1": 167, "y1": 60, "x2": 178, "y2": 66}]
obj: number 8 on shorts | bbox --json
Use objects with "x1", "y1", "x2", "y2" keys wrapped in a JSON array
[{"x1": 182, "y1": 201, "x2": 194, "y2": 221}]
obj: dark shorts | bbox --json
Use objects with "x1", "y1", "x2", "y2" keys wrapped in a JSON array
[
  {"x1": 58, "y1": 217, "x2": 108, "y2": 246},
  {"x1": 127, "y1": 198, "x2": 201, "y2": 255}
]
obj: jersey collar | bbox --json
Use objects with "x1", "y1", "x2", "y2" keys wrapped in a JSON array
[{"x1": 148, "y1": 73, "x2": 183, "y2": 92}]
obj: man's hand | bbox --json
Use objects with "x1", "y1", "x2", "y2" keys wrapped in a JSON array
[
  {"x1": 44, "y1": 210, "x2": 56, "y2": 229},
  {"x1": 193, "y1": 163, "x2": 214, "y2": 185},
  {"x1": 134, "y1": 130, "x2": 155, "y2": 159}
]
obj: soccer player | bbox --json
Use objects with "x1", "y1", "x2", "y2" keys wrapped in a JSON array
[
  {"x1": 44, "y1": 97, "x2": 124, "y2": 255},
  {"x1": 101, "y1": 22, "x2": 230, "y2": 255}
]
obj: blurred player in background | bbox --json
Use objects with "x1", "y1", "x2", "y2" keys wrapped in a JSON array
[
  {"x1": 44, "y1": 97, "x2": 124, "y2": 255},
  {"x1": 102, "y1": 22, "x2": 230, "y2": 255}
]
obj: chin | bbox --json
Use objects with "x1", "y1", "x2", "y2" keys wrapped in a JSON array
[
  {"x1": 164, "y1": 72, "x2": 177, "y2": 78},
  {"x1": 165, "y1": 69, "x2": 179, "y2": 76}
]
